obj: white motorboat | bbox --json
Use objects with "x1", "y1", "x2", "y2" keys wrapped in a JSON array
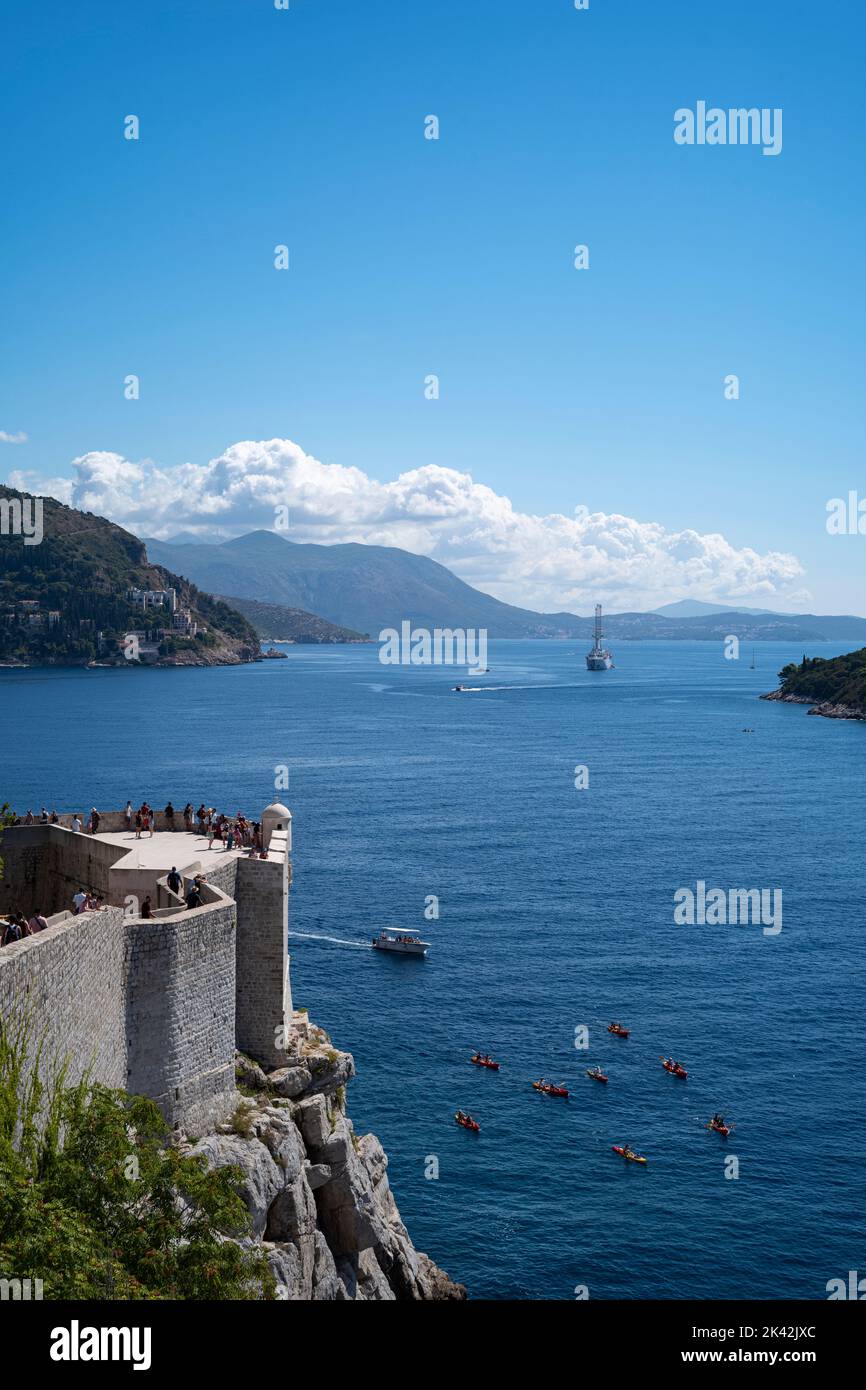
[{"x1": 372, "y1": 930, "x2": 429, "y2": 956}]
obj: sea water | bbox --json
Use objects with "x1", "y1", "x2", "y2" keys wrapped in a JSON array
[{"x1": 2, "y1": 639, "x2": 864, "y2": 1300}]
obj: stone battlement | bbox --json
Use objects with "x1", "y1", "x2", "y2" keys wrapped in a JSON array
[{"x1": 0, "y1": 803, "x2": 295, "y2": 1133}]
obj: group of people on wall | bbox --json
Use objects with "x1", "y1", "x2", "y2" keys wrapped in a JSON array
[
  {"x1": 13, "y1": 802, "x2": 269, "y2": 855},
  {"x1": 1, "y1": 907, "x2": 49, "y2": 946}
]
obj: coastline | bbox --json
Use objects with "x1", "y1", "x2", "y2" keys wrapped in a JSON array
[{"x1": 761, "y1": 688, "x2": 866, "y2": 721}]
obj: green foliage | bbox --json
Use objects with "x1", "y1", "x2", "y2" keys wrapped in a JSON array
[
  {"x1": 229, "y1": 1101, "x2": 256, "y2": 1138},
  {"x1": 776, "y1": 646, "x2": 866, "y2": 710},
  {"x1": 0, "y1": 483, "x2": 260, "y2": 666},
  {"x1": 0, "y1": 1006, "x2": 271, "y2": 1299}
]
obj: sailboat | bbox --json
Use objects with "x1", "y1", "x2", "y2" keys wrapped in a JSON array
[{"x1": 585, "y1": 604, "x2": 613, "y2": 671}]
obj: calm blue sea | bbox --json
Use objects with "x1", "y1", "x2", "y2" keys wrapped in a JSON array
[{"x1": 2, "y1": 639, "x2": 864, "y2": 1300}]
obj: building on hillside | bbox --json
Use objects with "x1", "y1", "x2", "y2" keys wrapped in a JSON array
[{"x1": 127, "y1": 587, "x2": 178, "y2": 613}]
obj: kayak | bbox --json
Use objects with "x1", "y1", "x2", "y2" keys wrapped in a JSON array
[
  {"x1": 707, "y1": 1120, "x2": 731, "y2": 1137},
  {"x1": 532, "y1": 1081, "x2": 569, "y2": 1098},
  {"x1": 455, "y1": 1113, "x2": 480, "y2": 1132},
  {"x1": 612, "y1": 1145, "x2": 647, "y2": 1164},
  {"x1": 586, "y1": 1069, "x2": 609, "y2": 1084},
  {"x1": 608, "y1": 1024, "x2": 630, "y2": 1038},
  {"x1": 470, "y1": 1055, "x2": 500, "y2": 1070},
  {"x1": 661, "y1": 1060, "x2": 688, "y2": 1078}
]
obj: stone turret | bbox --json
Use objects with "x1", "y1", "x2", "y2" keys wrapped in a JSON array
[{"x1": 262, "y1": 802, "x2": 292, "y2": 852}]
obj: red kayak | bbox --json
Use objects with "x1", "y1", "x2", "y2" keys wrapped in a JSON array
[
  {"x1": 586, "y1": 1068, "x2": 609, "y2": 1084},
  {"x1": 612, "y1": 1145, "x2": 647, "y2": 1165},
  {"x1": 707, "y1": 1119, "x2": 731, "y2": 1137},
  {"x1": 532, "y1": 1080, "x2": 569, "y2": 1098},
  {"x1": 455, "y1": 1112, "x2": 480, "y2": 1132},
  {"x1": 608, "y1": 1023, "x2": 630, "y2": 1038},
  {"x1": 661, "y1": 1058, "x2": 688, "y2": 1078},
  {"x1": 470, "y1": 1055, "x2": 500, "y2": 1070}
]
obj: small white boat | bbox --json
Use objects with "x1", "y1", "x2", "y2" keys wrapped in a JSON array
[{"x1": 372, "y1": 930, "x2": 429, "y2": 956}]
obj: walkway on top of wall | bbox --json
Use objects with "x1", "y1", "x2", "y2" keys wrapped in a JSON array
[{"x1": 90, "y1": 830, "x2": 247, "y2": 874}]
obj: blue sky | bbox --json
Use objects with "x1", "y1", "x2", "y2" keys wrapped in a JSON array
[{"x1": 2, "y1": 0, "x2": 865, "y2": 613}]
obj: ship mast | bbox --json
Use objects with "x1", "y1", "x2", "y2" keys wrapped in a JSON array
[{"x1": 594, "y1": 603, "x2": 603, "y2": 646}]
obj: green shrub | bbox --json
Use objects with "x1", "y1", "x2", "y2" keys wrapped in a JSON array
[{"x1": 0, "y1": 1004, "x2": 271, "y2": 1299}]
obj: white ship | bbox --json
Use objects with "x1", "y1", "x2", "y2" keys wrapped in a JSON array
[
  {"x1": 371, "y1": 930, "x2": 429, "y2": 956},
  {"x1": 585, "y1": 603, "x2": 613, "y2": 670}
]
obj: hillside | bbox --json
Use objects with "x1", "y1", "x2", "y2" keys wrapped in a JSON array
[
  {"x1": 652, "y1": 600, "x2": 782, "y2": 618},
  {"x1": 762, "y1": 647, "x2": 866, "y2": 720},
  {"x1": 144, "y1": 531, "x2": 579, "y2": 638},
  {"x1": 0, "y1": 486, "x2": 261, "y2": 667},
  {"x1": 144, "y1": 531, "x2": 866, "y2": 643},
  {"x1": 218, "y1": 594, "x2": 369, "y2": 643}
]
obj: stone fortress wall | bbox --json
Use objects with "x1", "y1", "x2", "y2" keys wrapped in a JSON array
[{"x1": 0, "y1": 804, "x2": 293, "y2": 1134}]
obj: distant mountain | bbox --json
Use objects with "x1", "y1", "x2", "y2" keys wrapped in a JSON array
[
  {"x1": 615, "y1": 610, "x2": 866, "y2": 642},
  {"x1": 144, "y1": 531, "x2": 585, "y2": 638},
  {"x1": 653, "y1": 599, "x2": 782, "y2": 618},
  {"x1": 143, "y1": 530, "x2": 866, "y2": 643},
  {"x1": 0, "y1": 485, "x2": 261, "y2": 667},
  {"x1": 218, "y1": 594, "x2": 369, "y2": 643}
]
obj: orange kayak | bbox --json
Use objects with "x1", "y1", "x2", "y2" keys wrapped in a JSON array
[{"x1": 455, "y1": 1113, "x2": 480, "y2": 1132}]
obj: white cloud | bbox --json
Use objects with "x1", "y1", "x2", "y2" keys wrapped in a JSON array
[
  {"x1": 0, "y1": 430, "x2": 28, "y2": 444},
  {"x1": 9, "y1": 438, "x2": 807, "y2": 613}
]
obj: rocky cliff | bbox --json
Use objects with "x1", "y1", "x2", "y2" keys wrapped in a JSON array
[
  {"x1": 761, "y1": 689, "x2": 866, "y2": 722},
  {"x1": 186, "y1": 1021, "x2": 465, "y2": 1301},
  {"x1": 761, "y1": 648, "x2": 866, "y2": 721}
]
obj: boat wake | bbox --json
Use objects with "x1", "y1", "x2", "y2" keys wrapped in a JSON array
[
  {"x1": 290, "y1": 931, "x2": 369, "y2": 949},
  {"x1": 455, "y1": 683, "x2": 576, "y2": 694}
]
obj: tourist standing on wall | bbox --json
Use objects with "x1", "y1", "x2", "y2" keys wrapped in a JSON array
[
  {"x1": 125, "y1": 800, "x2": 133, "y2": 831},
  {"x1": 183, "y1": 802, "x2": 193, "y2": 831},
  {"x1": 164, "y1": 801, "x2": 175, "y2": 829},
  {"x1": 90, "y1": 807, "x2": 100, "y2": 834},
  {"x1": 2, "y1": 915, "x2": 24, "y2": 945},
  {"x1": 71, "y1": 813, "x2": 82, "y2": 833}
]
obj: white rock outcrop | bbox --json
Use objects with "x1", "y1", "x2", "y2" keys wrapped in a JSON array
[{"x1": 185, "y1": 1027, "x2": 465, "y2": 1301}]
